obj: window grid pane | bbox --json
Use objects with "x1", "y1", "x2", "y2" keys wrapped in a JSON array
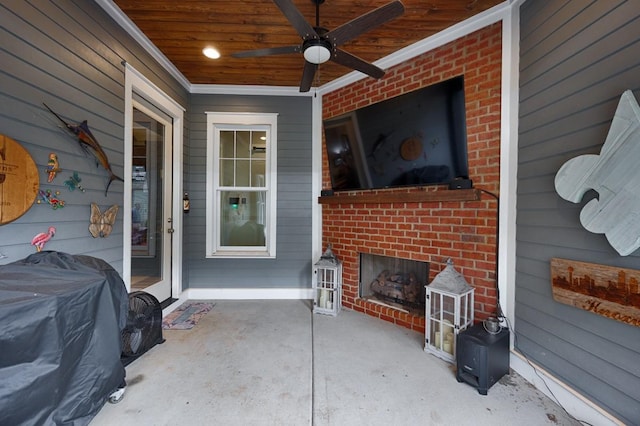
[
  {"x1": 236, "y1": 131, "x2": 251, "y2": 159},
  {"x1": 219, "y1": 130, "x2": 268, "y2": 189},
  {"x1": 220, "y1": 130, "x2": 235, "y2": 158},
  {"x1": 236, "y1": 159, "x2": 250, "y2": 187}
]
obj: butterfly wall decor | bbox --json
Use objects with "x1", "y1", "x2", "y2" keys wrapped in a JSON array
[{"x1": 89, "y1": 202, "x2": 119, "y2": 238}]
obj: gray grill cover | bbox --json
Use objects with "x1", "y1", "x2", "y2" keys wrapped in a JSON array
[{"x1": 0, "y1": 251, "x2": 128, "y2": 425}]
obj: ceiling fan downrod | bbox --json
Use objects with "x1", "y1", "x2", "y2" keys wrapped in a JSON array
[
  {"x1": 312, "y1": 0, "x2": 325, "y2": 28},
  {"x1": 303, "y1": 0, "x2": 331, "y2": 64}
]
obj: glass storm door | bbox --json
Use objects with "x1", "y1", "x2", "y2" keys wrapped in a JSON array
[{"x1": 130, "y1": 104, "x2": 173, "y2": 303}]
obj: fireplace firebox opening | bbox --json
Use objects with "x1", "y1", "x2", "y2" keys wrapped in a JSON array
[{"x1": 359, "y1": 253, "x2": 429, "y2": 316}]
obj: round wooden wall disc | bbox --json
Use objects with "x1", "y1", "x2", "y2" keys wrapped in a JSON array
[
  {"x1": 400, "y1": 137, "x2": 423, "y2": 161},
  {"x1": 0, "y1": 134, "x2": 39, "y2": 225}
]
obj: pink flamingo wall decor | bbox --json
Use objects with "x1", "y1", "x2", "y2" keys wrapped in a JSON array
[{"x1": 31, "y1": 226, "x2": 56, "y2": 252}]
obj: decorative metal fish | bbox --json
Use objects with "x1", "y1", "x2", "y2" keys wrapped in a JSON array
[{"x1": 43, "y1": 103, "x2": 124, "y2": 196}]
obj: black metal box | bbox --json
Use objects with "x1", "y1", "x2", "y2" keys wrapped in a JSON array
[{"x1": 456, "y1": 322, "x2": 510, "y2": 395}]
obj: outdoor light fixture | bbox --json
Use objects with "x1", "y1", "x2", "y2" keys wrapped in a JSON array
[
  {"x1": 303, "y1": 39, "x2": 331, "y2": 64},
  {"x1": 203, "y1": 47, "x2": 220, "y2": 59}
]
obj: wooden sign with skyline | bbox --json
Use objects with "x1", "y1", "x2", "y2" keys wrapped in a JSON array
[{"x1": 551, "y1": 257, "x2": 640, "y2": 327}]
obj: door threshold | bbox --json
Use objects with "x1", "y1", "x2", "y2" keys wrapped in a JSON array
[{"x1": 160, "y1": 297, "x2": 178, "y2": 309}]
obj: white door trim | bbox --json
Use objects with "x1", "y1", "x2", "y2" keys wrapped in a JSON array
[{"x1": 124, "y1": 63, "x2": 185, "y2": 299}]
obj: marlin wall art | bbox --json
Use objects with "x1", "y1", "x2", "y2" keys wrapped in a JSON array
[{"x1": 43, "y1": 103, "x2": 124, "y2": 196}]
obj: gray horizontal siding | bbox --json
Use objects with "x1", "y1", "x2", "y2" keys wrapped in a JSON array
[
  {"x1": 0, "y1": 0, "x2": 188, "y2": 275},
  {"x1": 185, "y1": 94, "x2": 313, "y2": 289},
  {"x1": 516, "y1": 0, "x2": 640, "y2": 423}
]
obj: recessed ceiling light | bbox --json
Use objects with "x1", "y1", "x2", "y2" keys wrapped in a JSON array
[{"x1": 203, "y1": 47, "x2": 220, "y2": 59}]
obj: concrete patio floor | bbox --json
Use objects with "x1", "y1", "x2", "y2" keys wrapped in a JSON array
[{"x1": 91, "y1": 300, "x2": 581, "y2": 425}]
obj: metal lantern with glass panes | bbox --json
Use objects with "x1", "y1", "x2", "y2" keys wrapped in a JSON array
[
  {"x1": 424, "y1": 258, "x2": 474, "y2": 363},
  {"x1": 313, "y1": 246, "x2": 342, "y2": 316}
]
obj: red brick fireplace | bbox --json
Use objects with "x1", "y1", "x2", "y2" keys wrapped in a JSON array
[{"x1": 321, "y1": 23, "x2": 502, "y2": 334}]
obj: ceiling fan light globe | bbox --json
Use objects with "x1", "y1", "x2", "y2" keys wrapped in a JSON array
[{"x1": 304, "y1": 45, "x2": 331, "y2": 64}]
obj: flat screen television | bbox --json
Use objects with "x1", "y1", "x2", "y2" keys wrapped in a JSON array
[{"x1": 323, "y1": 76, "x2": 469, "y2": 192}]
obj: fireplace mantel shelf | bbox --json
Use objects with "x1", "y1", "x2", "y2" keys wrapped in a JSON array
[{"x1": 318, "y1": 188, "x2": 481, "y2": 205}]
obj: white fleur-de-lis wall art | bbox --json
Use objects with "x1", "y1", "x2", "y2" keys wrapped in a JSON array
[{"x1": 555, "y1": 90, "x2": 640, "y2": 256}]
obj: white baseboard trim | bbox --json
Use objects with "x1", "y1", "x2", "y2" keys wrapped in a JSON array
[
  {"x1": 510, "y1": 351, "x2": 623, "y2": 426},
  {"x1": 182, "y1": 287, "x2": 315, "y2": 300}
]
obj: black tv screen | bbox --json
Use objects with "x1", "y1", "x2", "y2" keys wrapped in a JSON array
[{"x1": 323, "y1": 76, "x2": 469, "y2": 192}]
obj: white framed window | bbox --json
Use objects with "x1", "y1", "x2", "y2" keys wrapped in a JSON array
[{"x1": 206, "y1": 112, "x2": 278, "y2": 258}]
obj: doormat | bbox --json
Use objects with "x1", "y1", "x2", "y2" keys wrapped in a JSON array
[{"x1": 162, "y1": 301, "x2": 215, "y2": 330}]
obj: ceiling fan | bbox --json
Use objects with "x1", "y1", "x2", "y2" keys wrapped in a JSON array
[{"x1": 231, "y1": 0, "x2": 405, "y2": 92}]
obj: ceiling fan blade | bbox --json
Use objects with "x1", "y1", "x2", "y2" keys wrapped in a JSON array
[
  {"x1": 325, "y1": 1, "x2": 405, "y2": 46},
  {"x1": 331, "y1": 48, "x2": 385, "y2": 79},
  {"x1": 299, "y1": 61, "x2": 318, "y2": 92},
  {"x1": 273, "y1": 0, "x2": 317, "y2": 39},
  {"x1": 231, "y1": 45, "x2": 300, "y2": 59}
]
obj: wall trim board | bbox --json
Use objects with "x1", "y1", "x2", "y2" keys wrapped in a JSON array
[
  {"x1": 184, "y1": 288, "x2": 315, "y2": 300},
  {"x1": 191, "y1": 84, "x2": 312, "y2": 97},
  {"x1": 95, "y1": 0, "x2": 191, "y2": 90},
  {"x1": 510, "y1": 351, "x2": 623, "y2": 426},
  {"x1": 311, "y1": 94, "x2": 324, "y2": 265},
  {"x1": 501, "y1": 0, "x2": 521, "y2": 343}
]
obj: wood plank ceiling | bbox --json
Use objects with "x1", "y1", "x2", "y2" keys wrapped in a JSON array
[{"x1": 113, "y1": 0, "x2": 505, "y2": 89}]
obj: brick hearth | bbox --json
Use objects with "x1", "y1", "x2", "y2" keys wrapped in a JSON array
[{"x1": 321, "y1": 23, "x2": 502, "y2": 334}]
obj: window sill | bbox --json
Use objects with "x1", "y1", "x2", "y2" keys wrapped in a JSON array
[{"x1": 207, "y1": 251, "x2": 275, "y2": 259}]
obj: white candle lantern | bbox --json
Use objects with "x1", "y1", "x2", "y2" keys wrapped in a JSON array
[
  {"x1": 424, "y1": 258, "x2": 474, "y2": 363},
  {"x1": 313, "y1": 246, "x2": 342, "y2": 316}
]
